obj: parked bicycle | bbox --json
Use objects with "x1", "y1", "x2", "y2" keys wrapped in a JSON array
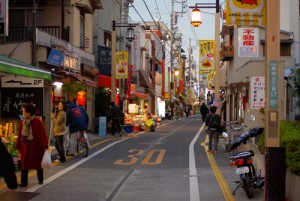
[
  {"x1": 75, "y1": 130, "x2": 89, "y2": 157},
  {"x1": 226, "y1": 126, "x2": 265, "y2": 199},
  {"x1": 222, "y1": 120, "x2": 248, "y2": 152}
]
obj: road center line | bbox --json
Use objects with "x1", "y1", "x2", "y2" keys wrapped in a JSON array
[{"x1": 189, "y1": 124, "x2": 205, "y2": 201}]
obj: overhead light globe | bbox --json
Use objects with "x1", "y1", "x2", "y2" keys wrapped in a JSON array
[
  {"x1": 191, "y1": 7, "x2": 202, "y2": 27},
  {"x1": 126, "y1": 27, "x2": 135, "y2": 42}
]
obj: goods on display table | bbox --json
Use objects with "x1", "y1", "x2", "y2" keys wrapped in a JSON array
[{"x1": 1, "y1": 122, "x2": 20, "y2": 172}]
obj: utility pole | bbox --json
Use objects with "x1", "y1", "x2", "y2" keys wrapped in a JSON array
[
  {"x1": 265, "y1": 0, "x2": 285, "y2": 200},
  {"x1": 170, "y1": 0, "x2": 175, "y2": 118},
  {"x1": 188, "y1": 38, "x2": 192, "y2": 87}
]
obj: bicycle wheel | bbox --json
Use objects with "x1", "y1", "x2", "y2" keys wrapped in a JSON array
[{"x1": 83, "y1": 142, "x2": 89, "y2": 157}]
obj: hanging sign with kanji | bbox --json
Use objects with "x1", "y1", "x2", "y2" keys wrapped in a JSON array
[
  {"x1": 238, "y1": 28, "x2": 259, "y2": 57},
  {"x1": 116, "y1": 51, "x2": 128, "y2": 79},
  {"x1": 199, "y1": 40, "x2": 215, "y2": 72},
  {"x1": 226, "y1": 0, "x2": 266, "y2": 26}
]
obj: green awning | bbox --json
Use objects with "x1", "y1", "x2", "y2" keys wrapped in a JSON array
[{"x1": 0, "y1": 55, "x2": 52, "y2": 80}]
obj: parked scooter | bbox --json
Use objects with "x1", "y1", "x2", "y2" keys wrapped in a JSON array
[{"x1": 225, "y1": 126, "x2": 264, "y2": 199}]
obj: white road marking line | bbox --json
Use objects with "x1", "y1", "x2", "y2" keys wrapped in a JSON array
[
  {"x1": 25, "y1": 138, "x2": 129, "y2": 192},
  {"x1": 189, "y1": 124, "x2": 205, "y2": 201}
]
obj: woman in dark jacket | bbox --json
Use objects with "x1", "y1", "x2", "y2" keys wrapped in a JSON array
[{"x1": 0, "y1": 137, "x2": 18, "y2": 189}]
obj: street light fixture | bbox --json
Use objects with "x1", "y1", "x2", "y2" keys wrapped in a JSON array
[
  {"x1": 111, "y1": 20, "x2": 138, "y2": 102},
  {"x1": 190, "y1": 1, "x2": 221, "y2": 111}
]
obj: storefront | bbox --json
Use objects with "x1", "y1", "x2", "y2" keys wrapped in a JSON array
[{"x1": 0, "y1": 55, "x2": 52, "y2": 170}]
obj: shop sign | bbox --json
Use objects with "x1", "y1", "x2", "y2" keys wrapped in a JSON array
[
  {"x1": 98, "y1": 46, "x2": 111, "y2": 76},
  {"x1": 46, "y1": 49, "x2": 64, "y2": 67},
  {"x1": 1, "y1": 88, "x2": 44, "y2": 118},
  {"x1": 131, "y1": 32, "x2": 140, "y2": 71},
  {"x1": 125, "y1": 65, "x2": 133, "y2": 100},
  {"x1": 116, "y1": 51, "x2": 128, "y2": 79},
  {"x1": 226, "y1": 0, "x2": 266, "y2": 26},
  {"x1": 0, "y1": 0, "x2": 8, "y2": 36},
  {"x1": 238, "y1": 28, "x2": 259, "y2": 57},
  {"x1": 250, "y1": 76, "x2": 265, "y2": 109},
  {"x1": 199, "y1": 40, "x2": 215, "y2": 71},
  {"x1": 1, "y1": 77, "x2": 44, "y2": 88}
]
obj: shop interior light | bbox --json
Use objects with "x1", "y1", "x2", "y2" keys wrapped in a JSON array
[{"x1": 53, "y1": 81, "x2": 63, "y2": 87}]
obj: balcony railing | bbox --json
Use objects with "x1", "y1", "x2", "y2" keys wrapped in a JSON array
[
  {"x1": 0, "y1": 26, "x2": 69, "y2": 44},
  {"x1": 80, "y1": 33, "x2": 89, "y2": 49},
  {"x1": 220, "y1": 42, "x2": 234, "y2": 61}
]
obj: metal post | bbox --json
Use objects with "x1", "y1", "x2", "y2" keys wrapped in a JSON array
[
  {"x1": 111, "y1": 21, "x2": 116, "y2": 102},
  {"x1": 214, "y1": 0, "x2": 221, "y2": 113}
]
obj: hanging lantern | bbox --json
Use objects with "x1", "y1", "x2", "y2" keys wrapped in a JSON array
[
  {"x1": 126, "y1": 27, "x2": 135, "y2": 42},
  {"x1": 191, "y1": 7, "x2": 202, "y2": 27},
  {"x1": 77, "y1": 91, "x2": 86, "y2": 106}
]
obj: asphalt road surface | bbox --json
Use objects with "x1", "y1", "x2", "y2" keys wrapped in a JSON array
[{"x1": 0, "y1": 115, "x2": 264, "y2": 201}]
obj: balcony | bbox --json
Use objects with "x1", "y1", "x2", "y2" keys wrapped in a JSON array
[
  {"x1": 80, "y1": 34, "x2": 89, "y2": 49},
  {"x1": 0, "y1": 26, "x2": 69, "y2": 44},
  {"x1": 220, "y1": 42, "x2": 234, "y2": 61}
]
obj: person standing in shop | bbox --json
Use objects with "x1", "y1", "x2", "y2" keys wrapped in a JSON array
[
  {"x1": 51, "y1": 101, "x2": 67, "y2": 163},
  {"x1": 110, "y1": 101, "x2": 122, "y2": 136},
  {"x1": 16, "y1": 103, "x2": 48, "y2": 187},
  {"x1": 0, "y1": 137, "x2": 18, "y2": 190}
]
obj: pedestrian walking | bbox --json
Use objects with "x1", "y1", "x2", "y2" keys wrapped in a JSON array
[
  {"x1": 16, "y1": 103, "x2": 49, "y2": 187},
  {"x1": 205, "y1": 106, "x2": 221, "y2": 154},
  {"x1": 66, "y1": 99, "x2": 89, "y2": 156},
  {"x1": 110, "y1": 102, "x2": 122, "y2": 136},
  {"x1": 200, "y1": 102, "x2": 209, "y2": 122},
  {"x1": 184, "y1": 105, "x2": 190, "y2": 118},
  {"x1": 51, "y1": 101, "x2": 67, "y2": 163},
  {"x1": 175, "y1": 102, "x2": 182, "y2": 120},
  {"x1": 0, "y1": 137, "x2": 18, "y2": 190}
]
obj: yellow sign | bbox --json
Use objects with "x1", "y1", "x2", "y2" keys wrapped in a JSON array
[
  {"x1": 226, "y1": 0, "x2": 266, "y2": 26},
  {"x1": 116, "y1": 51, "x2": 128, "y2": 79},
  {"x1": 199, "y1": 40, "x2": 216, "y2": 71}
]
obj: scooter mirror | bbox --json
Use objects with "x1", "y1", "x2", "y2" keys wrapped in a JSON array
[
  {"x1": 250, "y1": 114, "x2": 256, "y2": 121},
  {"x1": 222, "y1": 132, "x2": 228, "y2": 138}
]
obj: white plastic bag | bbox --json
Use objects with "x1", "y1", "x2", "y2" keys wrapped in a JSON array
[{"x1": 41, "y1": 149, "x2": 52, "y2": 169}]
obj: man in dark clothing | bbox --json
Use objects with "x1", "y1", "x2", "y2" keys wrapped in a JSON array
[
  {"x1": 0, "y1": 138, "x2": 18, "y2": 190},
  {"x1": 110, "y1": 102, "x2": 122, "y2": 136},
  {"x1": 205, "y1": 106, "x2": 221, "y2": 154},
  {"x1": 66, "y1": 100, "x2": 89, "y2": 155},
  {"x1": 200, "y1": 102, "x2": 209, "y2": 122}
]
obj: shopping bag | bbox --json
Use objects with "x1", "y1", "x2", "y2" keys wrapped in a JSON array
[
  {"x1": 145, "y1": 119, "x2": 154, "y2": 127},
  {"x1": 41, "y1": 148, "x2": 52, "y2": 169}
]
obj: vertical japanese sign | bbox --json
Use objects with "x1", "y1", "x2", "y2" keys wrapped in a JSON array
[
  {"x1": 250, "y1": 76, "x2": 265, "y2": 109},
  {"x1": 0, "y1": 0, "x2": 8, "y2": 36},
  {"x1": 131, "y1": 32, "x2": 140, "y2": 71},
  {"x1": 98, "y1": 46, "x2": 111, "y2": 76},
  {"x1": 199, "y1": 40, "x2": 215, "y2": 72},
  {"x1": 116, "y1": 51, "x2": 128, "y2": 79},
  {"x1": 125, "y1": 65, "x2": 133, "y2": 100},
  {"x1": 238, "y1": 28, "x2": 259, "y2": 57},
  {"x1": 269, "y1": 61, "x2": 278, "y2": 109},
  {"x1": 226, "y1": 0, "x2": 266, "y2": 26}
]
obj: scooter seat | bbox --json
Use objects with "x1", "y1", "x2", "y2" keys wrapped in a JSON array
[{"x1": 229, "y1": 150, "x2": 254, "y2": 159}]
